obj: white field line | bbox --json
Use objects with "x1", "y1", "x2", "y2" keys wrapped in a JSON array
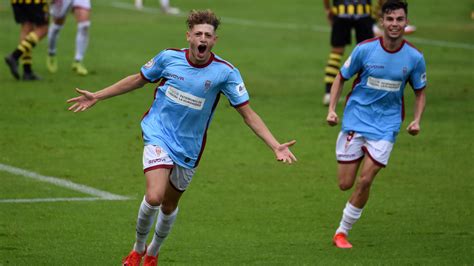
[
  {"x1": 109, "y1": 2, "x2": 474, "y2": 50},
  {"x1": 0, "y1": 163, "x2": 129, "y2": 203},
  {"x1": 0, "y1": 197, "x2": 107, "y2": 203}
]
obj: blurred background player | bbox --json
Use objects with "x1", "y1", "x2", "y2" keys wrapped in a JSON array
[
  {"x1": 4, "y1": 0, "x2": 49, "y2": 81},
  {"x1": 322, "y1": 0, "x2": 375, "y2": 105},
  {"x1": 372, "y1": 0, "x2": 416, "y2": 36},
  {"x1": 134, "y1": 0, "x2": 180, "y2": 15},
  {"x1": 326, "y1": 0, "x2": 427, "y2": 249},
  {"x1": 46, "y1": 0, "x2": 91, "y2": 76}
]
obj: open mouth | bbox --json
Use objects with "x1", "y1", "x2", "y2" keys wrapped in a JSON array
[{"x1": 198, "y1": 44, "x2": 207, "y2": 54}]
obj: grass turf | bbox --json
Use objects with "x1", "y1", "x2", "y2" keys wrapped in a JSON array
[{"x1": 0, "y1": 0, "x2": 473, "y2": 264}]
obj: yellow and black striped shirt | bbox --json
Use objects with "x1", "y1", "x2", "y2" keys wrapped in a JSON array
[
  {"x1": 331, "y1": 0, "x2": 372, "y2": 18},
  {"x1": 11, "y1": 0, "x2": 48, "y2": 4}
]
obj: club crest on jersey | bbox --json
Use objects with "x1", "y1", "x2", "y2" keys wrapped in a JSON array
[
  {"x1": 403, "y1": 67, "x2": 408, "y2": 75},
  {"x1": 144, "y1": 58, "x2": 155, "y2": 69},
  {"x1": 204, "y1": 80, "x2": 212, "y2": 92},
  {"x1": 236, "y1": 82, "x2": 247, "y2": 96}
]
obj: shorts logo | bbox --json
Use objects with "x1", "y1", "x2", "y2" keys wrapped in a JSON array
[
  {"x1": 155, "y1": 147, "x2": 161, "y2": 156},
  {"x1": 144, "y1": 58, "x2": 155, "y2": 69},
  {"x1": 149, "y1": 158, "x2": 165, "y2": 164},
  {"x1": 345, "y1": 131, "x2": 355, "y2": 152},
  {"x1": 338, "y1": 153, "x2": 358, "y2": 158},
  {"x1": 236, "y1": 83, "x2": 247, "y2": 96}
]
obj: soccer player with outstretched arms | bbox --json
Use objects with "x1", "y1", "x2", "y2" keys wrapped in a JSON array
[{"x1": 67, "y1": 9, "x2": 297, "y2": 265}]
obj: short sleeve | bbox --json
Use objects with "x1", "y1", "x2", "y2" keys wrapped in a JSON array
[
  {"x1": 140, "y1": 50, "x2": 167, "y2": 83},
  {"x1": 221, "y1": 67, "x2": 250, "y2": 107},
  {"x1": 340, "y1": 45, "x2": 363, "y2": 80},
  {"x1": 409, "y1": 55, "x2": 427, "y2": 90}
]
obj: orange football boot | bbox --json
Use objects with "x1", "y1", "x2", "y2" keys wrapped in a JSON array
[
  {"x1": 122, "y1": 248, "x2": 146, "y2": 266},
  {"x1": 333, "y1": 233, "x2": 353, "y2": 248},
  {"x1": 143, "y1": 254, "x2": 159, "y2": 266}
]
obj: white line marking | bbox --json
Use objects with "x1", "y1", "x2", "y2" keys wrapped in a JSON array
[
  {"x1": 109, "y1": 2, "x2": 474, "y2": 50},
  {"x1": 0, "y1": 163, "x2": 129, "y2": 202},
  {"x1": 0, "y1": 197, "x2": 106, "y2": 203}
]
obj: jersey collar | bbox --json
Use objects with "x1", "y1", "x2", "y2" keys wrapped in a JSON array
[
  {"x1": 379, "y1": 37, "x2": 406, "y2": 54},
  {"x1": 185, "y1": 49, "x2": 215, "y2": 68}
]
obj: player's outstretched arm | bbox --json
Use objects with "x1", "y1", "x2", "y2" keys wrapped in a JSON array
[
  {"x1": 327, "y1": 74, "x2": 345, "y2": 126},
  {"x1": 407, "y1": 88, "x2": 426, "y2": 136},
  {"x1": 67, "y1": 73, "x2": 148, "y2": 112},
  {"x1": 236, "y1": 104, "x2": 297, "y2": 164}
]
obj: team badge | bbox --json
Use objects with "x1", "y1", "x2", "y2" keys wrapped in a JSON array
[
  {"x1": 421, "y1": 72, "x2": 427, "y2": 83},
  {"x1": 236, "y1": 82, "x2": 247, "y2": 96},
  {"x1": 204, "y1": 80, "x2": 212, "y2": 93},
  {"x1": 343, "y1": 56, "x2": 352, "y2": 68},
  {"x1": 155, "y1": 147, "x2": 161, "y2": 156},
  {"x1": 344, "y1": 131, "x2": 355, "y2": 152},
  {"x1": 144, "y1": 58, "x2": 155, "y2": 69}
]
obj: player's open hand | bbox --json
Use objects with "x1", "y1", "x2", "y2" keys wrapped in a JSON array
[
  {"x1": 275, "y1": 140, "x2": 297, "y2": 164},
  {"x1": 327, "y1": 111, "x2": 339, "y2": 126},
  {"x1": 67, "y1": 88, "x2": 98, "y2": 112},
  {"x1": 407, "y1": 121, "x2": 420, "y2": 136}
]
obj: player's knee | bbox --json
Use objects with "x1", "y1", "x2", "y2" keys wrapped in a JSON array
[
  {"x1": 160, "y1": 202, "x2": 178, "y2": 215},
  {"x1": 338, "y1": 174, "x2": 356, "y2": 191},
  {"x1": 338, "y1": 180, "x2": 354, "y2": 191},
  {"x1": 357, "y1": 175, "x2": 374, "y2": 190},
  {"x1": 145, "y1": 194, "x2": 163, "y2": 206}
]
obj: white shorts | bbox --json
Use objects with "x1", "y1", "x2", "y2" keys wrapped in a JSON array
[
  {"x1": 143, "y1": 144, "x2": 195, "y2": 192},
  {"x1": 335, "y1": 131, "x2": 394, "y2": 167},
  {"x1": 51, "y1": 0, "x2": 91, "y2": 19}
]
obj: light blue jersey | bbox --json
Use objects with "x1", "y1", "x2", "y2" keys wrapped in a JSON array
[
  {"x1": 340, "y1": 37, "x2": 427, "y2": 142},
  {"x1": 140, "y1": 48, "x2": 249, "y2": 169}
]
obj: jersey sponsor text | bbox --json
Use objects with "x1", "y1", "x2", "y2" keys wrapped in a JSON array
[
  {"x1": 366, "y1": 76, "x2": 401, "y2": 92},
  {"x1": 166, "y1": 86, "x2": 206, "y2": 110}
]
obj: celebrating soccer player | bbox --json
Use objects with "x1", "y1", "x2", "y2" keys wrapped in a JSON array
[
  {"x1": 326, "y1": 0, "x2": 426, "y2": 248},
  {"x1": 67, "y1": 9, "x2": 297, "y2": 265}
]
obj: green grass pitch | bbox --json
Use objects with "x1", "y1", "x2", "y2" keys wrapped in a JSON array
[{"x1": 0, "y1": 0, "x2": 473, "y2": 264}]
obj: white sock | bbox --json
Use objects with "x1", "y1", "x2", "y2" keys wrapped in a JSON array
[
  {"x1": 133, "y1": 196, "x2": 160, "y2": 253},
  {"x1": 48, "y1": 23, "x2": 63, "y2": 56},
  {"x1": 336, "y1": 202, "x2": 363, "y2": 236},
  {"x1": 74, "y1": 21, "x2": 90, "y2": 62},
  {"x1": 147, "y1": 207, "x2": 179, "y2": 256},
  {"x1": 160, "y1": 0, "x2": 170, "y2": 9},
  {"x1": 135, "y1": 0, "x2": 143, "y2": 9}
]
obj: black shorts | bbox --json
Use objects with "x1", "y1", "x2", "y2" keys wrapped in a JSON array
[
  {"x1": 330, "y1": 16, "x2": 374, "y2": 47},
  {"x1": 12, "y1": 2, "x2": 49, "y2": 26}
]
